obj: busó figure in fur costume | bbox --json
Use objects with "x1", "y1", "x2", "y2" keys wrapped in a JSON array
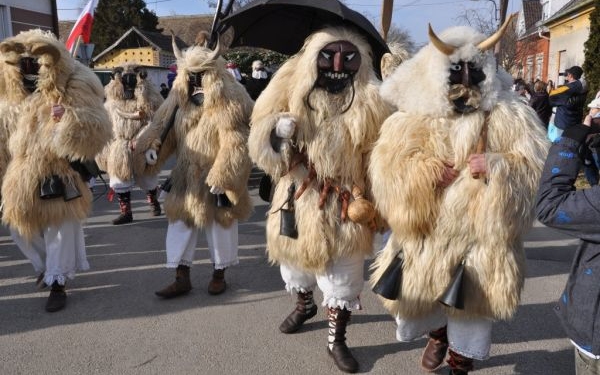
[
  {"x1": 98, "y1": 63, "x2": 164, "y2": 225},
  {"x1": 133, "y1": 33, "x2": 253, "y2": 298},
  {"x1": 368, "y1": 17, "x2": 549, "y2": 374},
  {"x1": 1, "y1": 29, "x2": 112, "y2": 312},
  {"x1": 248, "y1": 26, "x2": 391, "y2": 373}
]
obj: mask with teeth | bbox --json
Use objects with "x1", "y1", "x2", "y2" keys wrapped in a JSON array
[
  {"x1": 188, "y1": 71, "x2": 205, "y2": 106},
  {"x1": 20, "y1": 57, "x2": 40, "y2": 93},
  {"x1": 316, "y1": 41, "x2": 361, "y2": 94},
  {"x1": 121, "y1": 73, "x2": 137, "y2": 100}
]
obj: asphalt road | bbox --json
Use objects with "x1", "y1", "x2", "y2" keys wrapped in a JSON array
[{"x1": 0, "y1": 167, "x2": 578, "y2": 375}]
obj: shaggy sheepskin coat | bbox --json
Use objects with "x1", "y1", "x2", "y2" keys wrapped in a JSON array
[
  {"x1": 0, "y1": 36, "x2": 30, "y2": 190},
  {"x1": 248, "y1": 27, "x2": 392, "y2": 273},
  {"x1": 369, "y1": 26, "x2": 549, "y2": 320},
  {"x1": 1, "y1": 30, "x2": 112, "y2": 240},
  {"x1": 133, "y1": 43, "x2": 253, "y2": 229},
  {"x1": 98, "y1": 64, "x2": 163, "y2": 181}
]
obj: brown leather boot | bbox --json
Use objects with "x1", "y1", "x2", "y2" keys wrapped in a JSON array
[
  {"x1": 421, "y1": 325, "x2": 449, "y2": 372},
  {"x1": 447, "y1": 349, "x2": 474, "y2": 375},
  {"x1": 36, "y1": 272, "x2": 47, "y2": 290},
  {"x1": 146, "y1": 188, "x2": 162, "y2": 216},
  {"x1": 279, "y1": 290, "x2": 318, "y2": 333},
  {"x1": 45, "y1": 281, "x2": 66, "y2": 312},
  {"x1": 155, "y1": 265, "x2": 192, "y2": 298},
  {"x1": 208, "y1": 268, "x2": 227, "y2": 295},
  {"x1": 112, "y1": 192, "x2": 133, "y2": 225},
  {"x1": 327, "y1": 307, "x2": 359, "y2": 373}
]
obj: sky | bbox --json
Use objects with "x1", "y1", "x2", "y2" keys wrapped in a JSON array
[{"x1": 57, "y1": 0, "x2": 520, "y2": 47}]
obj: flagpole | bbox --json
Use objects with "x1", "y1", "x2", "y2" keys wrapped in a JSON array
[{"x1": 72, "y1": 35, "x2": 83, "y2": 58}]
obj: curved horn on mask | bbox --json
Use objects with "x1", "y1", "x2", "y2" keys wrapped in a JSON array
[
  {"x1": 0, "y1": 40, "x2": 25, "y2": 54},
  {"x1": 428, "y1": 24, "x2": 456, "y2": 56},
  {"x1": 170, "y1": 30, "x2": 183, "y2": 60},
  {"x1": 30, "y1": 43, "x2": 60, "y2": 64},
  {"x1": 207, "y1": 36, "x2": 222, "y2": 62},
  {"x1": 477, "y1": 12, "x2": 517, "y2": 51}
]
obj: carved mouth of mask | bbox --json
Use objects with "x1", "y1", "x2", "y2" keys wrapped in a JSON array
[
  {"x1": 20, "y1": 57, "x2": 39, "y2": 93},
  {"x1": 188, "y1": 72, "x2": 205, "y2": 106},
  {"x1": 448, "y1": 84, "x2": 482, "y2": 114},
  {"x1": 121, "y1": 73, "x2": 137, "y2": 100},
  {"x1": 316, "y1": 41, "x2": 360, "y2": 94}
]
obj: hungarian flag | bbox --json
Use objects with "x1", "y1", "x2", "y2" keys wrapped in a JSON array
[{"x1": 65, "y1": 0, "x2": 99, "y2": 53}]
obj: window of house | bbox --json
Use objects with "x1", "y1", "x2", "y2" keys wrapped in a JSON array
[
  {"x1": 0, "y1": 6, "x2": 9, "y2": 40},
  {"x1": 535, "y1": 54, "x2": 544, "y2": 81}
]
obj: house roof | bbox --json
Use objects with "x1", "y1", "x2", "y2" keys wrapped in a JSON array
[
  {"x1": 543, "y1": 0, "x2": 594, "y2": 25},
  {"x1": 92, "y1": 26, "x2": 188, "y2": 62}
]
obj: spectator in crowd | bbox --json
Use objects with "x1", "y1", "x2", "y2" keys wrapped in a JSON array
[
  {"x1": 167, "y1": 63, "x2": 177, "y2": 89},
  {"x1": 549, "y1": 65, "x2": 586, "y2": 136},
  {"x1": 244, "y1": 60, "x2": 270, "y2": 100},
  {"x1": 536, "y1": 107, "x2": 600, "y2": 375},
  {"x1": 529, "y1": 80, "x2": 552, "y2": 128},
  {"x1": 226, "y1": 61, "x2": 244, "y2": 83}
]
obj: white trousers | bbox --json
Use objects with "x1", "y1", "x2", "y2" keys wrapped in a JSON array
[
  {"x1": 165, "y1": 219, "x2": 239, "y2": 269},
  {"x1": 395, "y1": 306, "x2": 493, "y2": 360},
  {"x1": 280, "y1": 252, "x2": 365, "y2": 311},
  {"x1": 110, "y1": 174, "x2": 158, "y2": 193},
  {"x1": 10, "y1": 219, "x2": 89, "y2": 286}
]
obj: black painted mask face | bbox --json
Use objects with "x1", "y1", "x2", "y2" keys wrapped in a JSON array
[
  {"x1": 121, "y1": 73, "x2": 137, "y2": 100},
  {"x1": 188, "y1": 71, "x2": 205, "y2": 106},
  {"x1": 20, "y1": 57, "x2": 40, "y2": 93},
  {"x1": 316, "y1": 41, "x2": 361, "y2": 94},
  {"x1": 448, "y1": 60, "x2": 486, "y2": 114}
]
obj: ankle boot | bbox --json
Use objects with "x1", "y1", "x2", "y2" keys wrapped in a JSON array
[
  {"x1": 36, "y1": 272, "x2": 47, "y2": 290},
  {"x1": 327, "y1": 307, "x2": 359, "y2": 373},
  {"x1": 45, "y1": 281, "x2": 66, "y2": 312},
  {"x1": 421, "y1": 325, "x2": 449, "y2": 371},
  {"x1": 207, "y1": 267, "x2": 227, "y2": 295},
  {"x1": 447, "y1": 349, "x2": 474, "y2": 375},
  {"x1": 146, "y1": 188, "x2": 162, "y2": 216},
  {"x1": 155, "y1": 265, "x2": 192, "y2": 298},
  {"x1": 112, "y1": 192, "x2": 133, "y2": 225},
  {"x1": 279, "y1": 290, "x2": 318, "y2": 333}
]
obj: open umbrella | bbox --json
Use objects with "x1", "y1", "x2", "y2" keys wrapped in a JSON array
[{"x1": 220, "y1": 0, "x2": 390, "y2": 77}]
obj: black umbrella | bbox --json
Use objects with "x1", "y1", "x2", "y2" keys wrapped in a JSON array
[{"x1": 220, "y1": 0, "x2": 390, "y2": 77}]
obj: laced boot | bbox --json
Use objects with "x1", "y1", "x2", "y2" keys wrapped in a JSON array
[
  {"x1": 155, "y1": 265, "x2": 192, "y2": 298},
  {"x1": 279, "y1": 290, "x2": 318, "y2": 333},
  {"x1": 207, "y1": 267, "x2": 227, "y2": 295},
  {"x1": 421, "y1": 325, "x2": 449, "y2": 372},
  {"x1": 447, "y1": 349, "x2": 474, "y2": 375},
  {"x1": 112, "y1": 192, "x2": 133, "y2": 225},
  {"x1": 146, "y1": 188, "x2": 162, "y2": 216},
  {"x1": 45, "y1": 281, "x2": 66, "y2": 312},
  {"x1": 327, "y1": 307, "x2": 359, "y2": 373}
]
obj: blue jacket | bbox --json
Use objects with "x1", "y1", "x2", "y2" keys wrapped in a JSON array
[
  {"x1": 536, "y1": 124, "x2": 600, "y2": 355},
  {"x1": 549, "y1": 80, "x2": 585, "y2": 130}
]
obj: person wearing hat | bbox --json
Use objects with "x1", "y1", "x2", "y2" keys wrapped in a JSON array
[{"x1": 549, "y1": 65, "x2": 587, "y2": 137}]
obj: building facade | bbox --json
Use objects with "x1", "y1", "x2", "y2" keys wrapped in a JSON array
[{"x1": 0, "y1": 0, "x2": 58, "y2": 39}]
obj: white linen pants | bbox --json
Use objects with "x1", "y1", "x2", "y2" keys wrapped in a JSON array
[
  {"x1": 11, "y1": 219, "x2": 89, "y2": 286},
  {"x1": 280, "y1": 252, "x2": 365, "y2": 311},
  {"x1": 395, "y1": 306, "x2": 493, "y2": 360},
  {"x1": 110, "y1": 174, "x2": 158, "y2": 193},
  {"x1": 165, "y1": 219, "x2": 238, "y2": 269}
]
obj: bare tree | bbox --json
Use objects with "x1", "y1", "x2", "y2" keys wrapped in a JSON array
[{"x1": 454, "y1": 8, "x2": 519, "y2": 73}]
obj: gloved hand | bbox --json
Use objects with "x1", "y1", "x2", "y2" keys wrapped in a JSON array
[
  {"x1": 210, "y1": 185, "x2": 225, "y2": 195},
  {"x1": 275, "y1": 115, "x2": 296, "y2": 139},
  {"x1": 145, "y1": 149, "x2": 158, "y2": 165}
]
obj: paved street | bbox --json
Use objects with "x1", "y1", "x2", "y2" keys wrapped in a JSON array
[{"x1": 0, "y1": 167, "x2": 579, "y2": 374}]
